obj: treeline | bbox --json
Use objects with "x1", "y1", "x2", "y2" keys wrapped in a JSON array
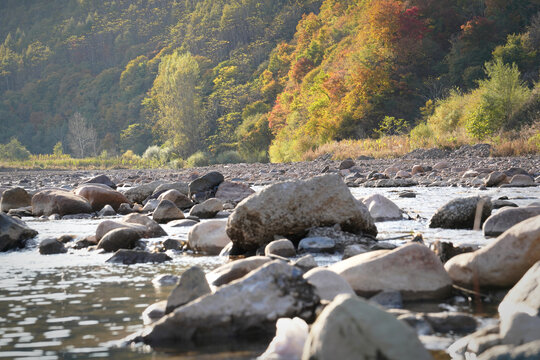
[{"x1": 0, "y1": 0, "x2": 539, "y2": 164}]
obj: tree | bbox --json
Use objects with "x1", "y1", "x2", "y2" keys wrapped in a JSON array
[
  {"x1": 68, "y1": 112, "x2": 97, "y2": 157},
  {"x1": 145, "y1": 51, "x2": 206, "y2": 158}
]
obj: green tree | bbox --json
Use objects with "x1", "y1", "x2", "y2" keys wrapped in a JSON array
[
  {"x1": 0, "y1": 138, "x2": 31, "y2": 160},
  {"x1": 145, "y1": 51, "x2": 206, "y2": 157}
]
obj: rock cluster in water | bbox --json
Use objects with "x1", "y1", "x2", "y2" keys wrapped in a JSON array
[{"x1": 1, "y1": 152, "x2": 540, "y2": 358}]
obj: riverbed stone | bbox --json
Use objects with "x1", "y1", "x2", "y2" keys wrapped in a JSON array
[
  {"x1": 445, "y1": 215, "x2": 540, "y2": 288},
  {"x1": 500, "y1": 312, "x2": 540, "y2": 346},
  {"x1": 339, "y1": 159, "x2": 355, "y2": 170},
  {"x1": 303, "y1": 268, "x2": 355, "y2": 301},
  {"x1": 483, "y1": 206, "x2": 540, "y2": 237},
  {"x1": 330, "y1": 243, "x2": 452, "y2": 300},
  {"x1": 306, "y1": 226, "x2": 376, "y2": 252},
  {"x1": 226, "y1": 174, "x2": 377, "y2": 252},
  {"x1": 492, "y1": 200, "x2": 518, "y2": 209},
  {"x1": 96, "y1": 214, "x2": 166, "y2": 241},
  {"x1": 302, "y1": 294, "x2": 432, "y2": 360},
  {"x1": 503, "y1": 174, "x2": 535, "y2": 187},
  {"x1": 32, "y1": 189, "x2": 93, "y2": 217},
  {"x1": 141, "y1": 199, "x2": 159, "y2": 212},
  {"x1": 123, "y1": 181, "x2": 166, "y2": 204},
  {"x1": 369, "y1": 291, "x2": 403, "y2": 309},
  {"x1": 189, "y1": 198, "x2": 223, "y2": 219},
  {"x1": 97, "y1": 227, "x2": 141, "y2": 252},
  {"x1": 342, "y1": 244, "x2": 369, "y2": 259},
  {"x1": 0, "y1": 187, "x2": 32, "y2": 212},
  {"x1": 188, "y1": 219, "x2": 231, "y2": 255},
  {"x1": 142, "y1": 301, "x2": 167, "y2": 325},
  {"x1": 106, "y1": 249, "x2": 172, "y2": 264},
  {"x1": 157, "y1": 189, "x2": 193, "y2": 209},
  {"x1": 0, "y1": 213, "x2": 37, "y2": 251},
  {"x1": 152, "y1": 182, "x2": 189, "y2": 198},
  {"x1": 215, "y1": 181, "x2": 255, "y2": 205},
  {"x1": 152, "y1": 200, "x2": 184, "y2": 223},
  {"x1": 168, "y1": 219, "x2": 198, "y2": 227},
  {"x1": 485, "y1": 172, "x2": 508, "y2": 187},
  {"x1": 98, "y1": 204, "x2": 116, "y2": 217},
  {"x1": 361, "y1": 194, "x2": 403, "y2": 221},
  {"x1": 188, "y1": 171, "x2": 224, "y2": 202},
  {"x1": 298, "y1": 237, "x2": 336, "y2": 253},
  {"x1": 265, "y1": 239, "x2": 296, "y2": 258},
  {"x1": 498, "y1": 261, "x2": 540, "y2": 324},
  {"x1": 140, "y1": 261, "x2": 318, "y2": 346},
  {"x1": 293, "y1": 254, "x2": 318, "y2": 272},
  {"x1": 166, "y1": 266, "x2": 211, "y2": 314},
  {"x1": 74, "y1": 184, "x2": 130, "y2": 211},
  {"x1": 162, "y1": 239, "x2": 182, "y2": 251},
  {"x1": 82, "y1": 174, "x2": 117, "y2": 189},
  {"x1": 117, "y1": 203, "x2": 133, "y2": 215},
  {"x1": 206, "y1": 256, "x2": 272, "y2": 287},
  {"x1": 39, "y1": 237, "x2": 67, "y2": 255},
  {"x1": 429, "y1": 196, "x2": 492, "y2": 229}
]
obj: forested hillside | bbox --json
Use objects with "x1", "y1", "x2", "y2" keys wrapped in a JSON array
[{"x1": 1, "y1": 0, "x2": 539, "y2": 164}]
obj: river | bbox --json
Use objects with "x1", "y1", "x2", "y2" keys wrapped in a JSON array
[{"x1": 1, "y1": 185, "x2": 539, "y2": 359}]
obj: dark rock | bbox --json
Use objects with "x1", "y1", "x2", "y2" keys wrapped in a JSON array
[
  {"x1": 106, "y1": 249, "x2": 172, "y2": 264},
  {"x1": 342, "y1": 244, "x2": 369, "y2": 259},
  {"x1": 265, "y1": 239, "x2": 296, "y2": 258},
  {"x1": 492, "y1": 200, "x2": 518, "y2": 209},
  {"x1": 483, "y1": 206, "x2": 540, "y2": 237},
  {"x1": 98, "y1": 204, "x2": 116, "y2": 217},
  {"x1": 123, "y1": 181, "x2": 166, "y2": 204},
  {"x1": 369, "y1": 291, "x2": 403, "y2": 309},
  {"x1": 188, "y1": 172, "x2": 225, "y2": 202},
  {"x1": 152, "y1": 200, "x2": 184, "y2": 223},
  {"x1": 339, "y1": 158, "x2": 355, "y2": 170},
  {"x1": 82, "y1": 174, "x2": 117, "y2": 189},
  {"x1": 168, "y1": 219, "x2": 199, "y2": 227},
  {"x1": 298, "y1": 236, "x2": 336, "y2": 253},
  {"x1": 162, "y1": 238, "x2": 182, "y2": 251},
  {"x1": 117, "y1": 203, "x2": 133, "y2": 215},
  {"x1": 97, "y1": 227, "x2": 141, "y2": 252},
  {"x1": 0, "y1": 214, "x2": 38, "y2": 251},
  {"x1": 39, "y1": 238, "x2": 67, "y2": 255},
  {"x1": 429, "y1": 196, "x2": 492, "y2": 229},
  {"x1": 430, "y1": 240, "x2": 476, "y2": 263},
  {"x1": 189, "y1": 198, "x2": 223, "y2": 219},
  {"x1": 74, "y1": 184, "x2": 130, "y2": 211}
]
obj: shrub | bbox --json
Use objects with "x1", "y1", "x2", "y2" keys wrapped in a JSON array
[
  {"x1": 0, "y1": 138, "x2": 31, "y2": 161},
  {"x1": 214, "y1": 150, "x2": 243, "y2": 164},
  {"x1": 142, "y1": 145, "x2": 161, "y2": 160},
  {"x1": 185, "y1": 151, "x2": 210, "y2": 168},
  {"x1": 168, "y1": 158, "x2": 185, "y2": 169},
  {"x1": 53, "y1": 142, "x2": 64, "y2": 157},
  {"x1": 409, "y1": 122, "x2": 434, "y2": 149},
  {"x1": 375, "y1": 116, "x2": 409, "y2": 137}
]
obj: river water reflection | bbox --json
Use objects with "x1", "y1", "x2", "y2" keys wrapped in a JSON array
[{"x1": 0, "y1": 185, "x2": 539, "y2": 359}]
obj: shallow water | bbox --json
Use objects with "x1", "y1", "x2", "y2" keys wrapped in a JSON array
[{"x1": 1, "y1": 185, "x2": 539, "y2": 359}]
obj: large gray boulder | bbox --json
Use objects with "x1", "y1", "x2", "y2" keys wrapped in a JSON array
[
  {"x1": 330, "y1": 243, "x2": 452, "y2": 300},
  {"x1": 360, "y1": 194, "x2": 403, "y2": 221},
  {"x1": 74, "y1": 184, "x2": 130, "y2": 211},
  {"x1": 0, "y1": 187, "x2": 32, "y2": 212},
  {"x1": 123, "y1": 181, "x2": 166, "y2": 204},
  {"x1": 227, "y1": 174, "x2": 377, "y2": 252},
  {"x1": 32, "y1": 189, "x2": 92, "y2": 217},
  {"x1": 429, "y1": 196, "x2": 492, "y2": 229},
  {"x1": 445, "y1": 215, "x2": 540, "y2": 288},
  {"x1": 39, "y1": 238, "x2": 67, "y2": 255},
  {"x1": 302, "y1": 294, "x2": 433, "y2": 360},
  {"x1": 166, "y1": 266, "x2": 211, "y2": 313},
  {"x1": 139, "y1": 261, "x2": 318, "y2": 346},
  {"x1": 152, "y1": 200, "x2": 184, "y2": 223},
  {"x1": 483, "y1": 207, "x2": 540, "y2": 237},
  {"x1": 0, "y1": 214, "x2": 38, "y2": 251}
]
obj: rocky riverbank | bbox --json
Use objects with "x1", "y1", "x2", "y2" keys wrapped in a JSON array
[{"x1": 1, "y1": 148, "x2": 540, "y2": 359}]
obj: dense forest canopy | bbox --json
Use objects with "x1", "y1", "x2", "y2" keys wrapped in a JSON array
[{"x1": 0, "y1": 0, "x2": 539, "y2": 162}]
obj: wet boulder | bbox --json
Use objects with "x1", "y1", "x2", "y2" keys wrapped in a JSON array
[
  {"x1": 483, "y1": 206, "x2": 540, "y2": 237},
  {"x1": 360, "y1": 194, "x2": 403, "y2": 222},
  {"x1": 139, "y1": 261, "x2": 318, "y2": 346},
  {"x1": 39, "y1": 238, "x2": 67, "y2": 255},
  {"x1": 445, "y1": 215, "x2": 540, "y2": 288},
  {"x1": 98, "y1": 204, "x2": 116, "y2": 217},
  {"x1": 188, "y1": 219, "x2": 231, "y2": 255},
  {"x1": 429, "y1": 196, "x2": 492, "y2": 229},
  {"x1": 206, "y1": 256, "x2": 272, "y2": 287},
  {"x1": 0, "y1": 187, "x2": 32, "y2": 212},
  {"x1": 82, "y1": 174, "x2": 117, "y2": 189},
  {"x1": 0, "y1": 214, "x2": 38, "y2": 251},
  {"x1": 298, "y1": 237, "x2": 336, "y2": 253},
  {"x1": 485, "y1": 171, "x2": 508, "y2": 187},
  {"x1": 188, "y1": 172, "x2": 224, "y2": 202},
  {"x1": 215, "y1": 181, "x2": 255, "y2": 205},
  {"x1": 189, "y1": 198, "x2": 223, "y2": 219},
  {"x1": 152, "y1": 200, "x2": 184, "y2": 223},
  {"x1": 123, "y1": 181, "x2": 166, "y2": 204},
  {"x1": 302, "y1": 294, "x2": 432, "y2": 360},
  {"x1": 106, "y1": 249, "x2": 172, "y2": 264},
  {"x1": 142, "y1": 301, "x2": 167, "y2": 325},
  {"x1": 330, "y1": 243, "x2": 452, "y2": 300},
  {"x1": 166, "y1": 266, "x2": 211, "y2": 313},
  {"x1": 503, "y1": 174, "x2": 535, "y2": 187},
  {"x1": 95, "y1": 213, "x2": 166, "y2": 241},
  {"x1": 227, "y1": 174, "x2": 377, "y2": 252},
  {"x1": 152, "y1": 182, "x2": 189, "y2": 198},
  {"x1": 303, "y1": 268, "x2": 355, "y2": 301},
  {"x1": 32, "y1": 189, "x2": 92, "y2": 217},
  {"x1": 97, "y1": 227, "x2": 141, "y2": 252},
  {"x1": 74, "y1": 184, "x2": 130, "y2": 211}
]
